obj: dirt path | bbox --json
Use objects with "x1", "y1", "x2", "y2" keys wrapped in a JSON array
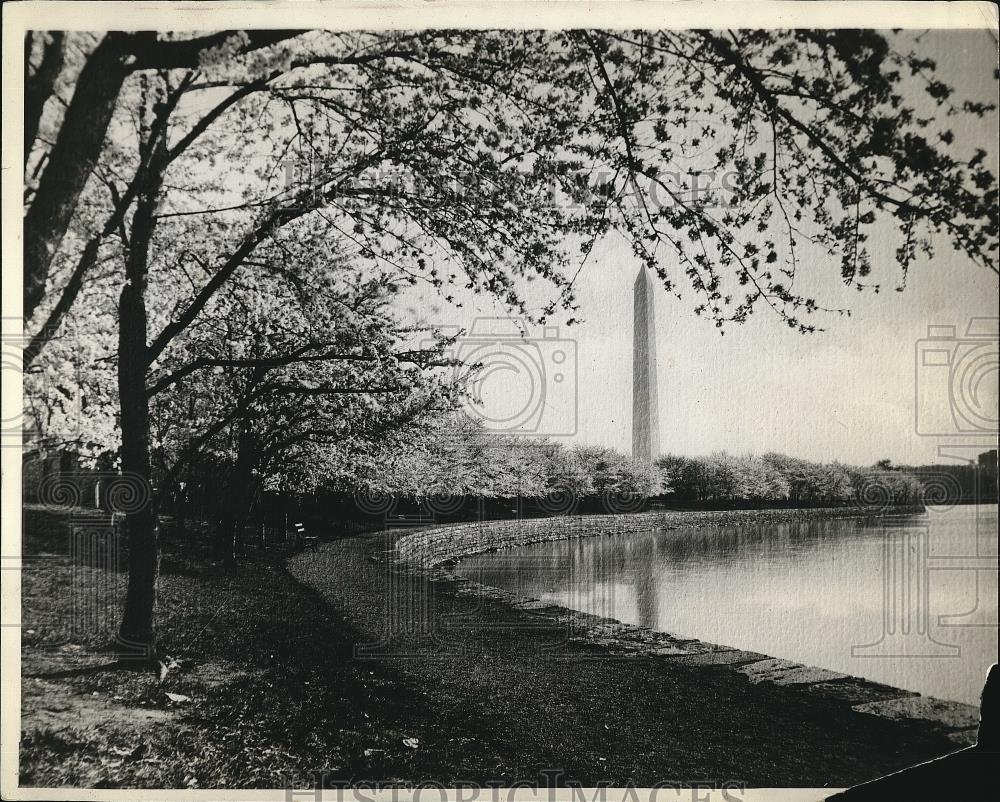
[{"x1": 288, "y1": 532, "x2": 962, "y2": 788}]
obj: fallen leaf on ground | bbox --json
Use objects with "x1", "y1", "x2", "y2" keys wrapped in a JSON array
[{"x1": 164, "y1": 692, "x2": 191, "y2": 703}]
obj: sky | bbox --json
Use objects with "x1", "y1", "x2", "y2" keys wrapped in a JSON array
[{"x1": 400, "y1": 29, "x2": 999, "y2": 467}]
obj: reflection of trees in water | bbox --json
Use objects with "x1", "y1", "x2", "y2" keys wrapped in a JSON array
[
  {"x1": 633, "y1": 540, "x2": 658, "y2": 629},
  {"x1": 571, "y1": 521, "x2": 820, "y2": 572},
  {"x1": 561, "y1": 520, "x2": 866, "y2": 626},
  {"x1": 473, "y1": 518, "x2": 880, "y2": 625},
  {"x1": 571, "y1": 535, "x2": 663, "y2": 628}
]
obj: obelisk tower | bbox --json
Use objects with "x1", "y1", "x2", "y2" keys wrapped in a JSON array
[{"x1": 632, "y1": 267, "x2": 660, "y2": 463}]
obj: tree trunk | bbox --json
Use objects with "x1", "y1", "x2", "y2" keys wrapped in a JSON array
[
  {"x1": 217, "y1": 496, "x2": 251, "y2": 566},
  {"x1": 175, "y1": 482, "x2": 187, "y2": 540},
  {"x1": 116, "y1": 247, "x2": 159, "y2": 659},
  {"x1": 216, "y1": 433, "x2": 256, "y2": 566},
  {"x1": 216, "y1": 495, "x2": 240, "y2": 566},
  {"x1": 24, "y1": 33, "x2": 130, "y2": 320},
  {"x1": 24, "y1": 31, "x2": 65, "y2": 170},
  {"x1": 116, "y1": 299, "x2": 158, "y2": 660},
  {"x1": 114, "y1": 107, "x2": 164, "y2": 664}
]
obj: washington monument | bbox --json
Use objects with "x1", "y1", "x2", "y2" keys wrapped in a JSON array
[{"x1": 632, "y1": 267, "x2": 660, "y2": 462}]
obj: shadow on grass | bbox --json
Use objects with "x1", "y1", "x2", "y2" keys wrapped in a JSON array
[
  {"x1": 24, "y1": 661, "x2": 123, "y2": 680},
  {"x1": 20, "y1": 505, "x2": 453, "y2": 787}
]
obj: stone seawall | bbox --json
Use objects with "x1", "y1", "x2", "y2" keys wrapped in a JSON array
[{"x1": 394, "y1": 505, "x2": 926, "y2": 568}]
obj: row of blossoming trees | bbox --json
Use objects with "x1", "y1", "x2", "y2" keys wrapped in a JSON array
[
  {"x1": 23, "y1": 29, "x2": 996, "y2": 658},
  {"x1": 656, "y1": 452, "x2": 922, "y2": 506},
  {"x1": 343, "y1": 416, "x2": 922, "y2": 509}
]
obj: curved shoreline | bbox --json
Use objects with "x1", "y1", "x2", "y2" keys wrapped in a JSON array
[
  {"x1": 392, "y1": 504, "x2": 928, "y2": 567},
  {"x1": 386, "y1": 505, "x2": 982, "y2": 746}
]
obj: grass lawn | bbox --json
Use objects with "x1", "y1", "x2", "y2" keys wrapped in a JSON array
[{"x1": 19, "y1": 505, "x2": 449, "y2": 788}]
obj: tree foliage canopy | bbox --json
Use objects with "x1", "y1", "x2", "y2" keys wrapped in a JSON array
[
  {"x1": 24, "y1": 28, "x2": 998, "y2": 350},
  {"x1": 20, "y1": 27, "x2": 996, "y2": 651}
]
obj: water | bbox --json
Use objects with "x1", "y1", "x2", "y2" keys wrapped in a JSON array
[{"x1": 458, "y1": 505, "x2": 998, "y2": 706}]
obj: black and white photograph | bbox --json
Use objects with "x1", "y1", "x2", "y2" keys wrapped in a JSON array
[{"x1": 2, "y1": 2, "x2": 998, "y2": 799}]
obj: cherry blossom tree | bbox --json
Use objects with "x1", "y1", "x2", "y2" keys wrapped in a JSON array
[{"x1": 22, "y1": 29, "x2": 997, "y2": 659}]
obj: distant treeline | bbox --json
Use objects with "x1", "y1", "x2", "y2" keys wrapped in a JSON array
[
  {"x1": 656, "y1": 453, "x2": 922, "y2": 506},
  {"x1": 653, "y1": 454, "x2": 997, "y2": 506},
  {"x1": 364, "y1": 420, "x2": 998, "y2": 508},
  {"x1": 358, "y1": 418, "x2": 958, "y2": 508},
  {"x1": 895, "y1": 461, "x2": 998, "y2": 505}
]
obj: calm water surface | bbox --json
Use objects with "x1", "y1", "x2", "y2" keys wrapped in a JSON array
[{"x1": 458, "y1": 505, "x2": 998, "y2": 705}]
